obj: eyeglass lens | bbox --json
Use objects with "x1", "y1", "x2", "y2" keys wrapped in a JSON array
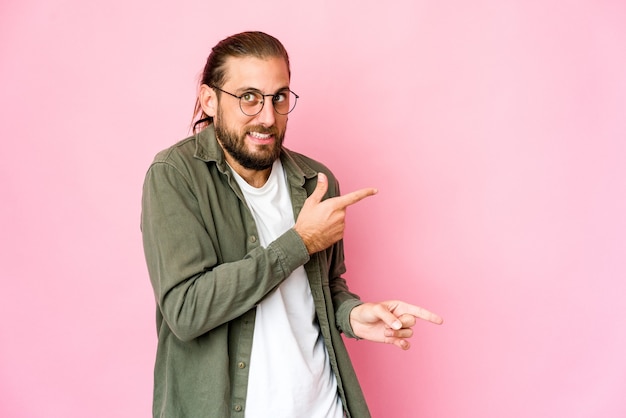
[{"x1": 239, "y1": 90, "x2": 298, "y2": 116}]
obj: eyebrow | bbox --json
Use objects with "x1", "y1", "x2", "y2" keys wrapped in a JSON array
[{"x1": 235, "y1": 86, "x2": 290, "y2": 95}]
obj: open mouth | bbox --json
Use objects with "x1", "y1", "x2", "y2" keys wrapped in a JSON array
[{"x1": 247, "y1": 131, "x2": 275, "y2": 144}]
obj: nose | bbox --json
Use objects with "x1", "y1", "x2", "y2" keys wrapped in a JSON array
[{"x1": 255, "y1": 98, "x2": 276, "y2": 127}]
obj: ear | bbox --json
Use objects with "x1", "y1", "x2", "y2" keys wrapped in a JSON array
[{"x1": 199, "y1": 84, "x2": 217, "y2": 117}]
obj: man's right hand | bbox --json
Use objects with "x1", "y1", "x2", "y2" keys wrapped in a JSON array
[{"x1": 294, "y1": 172, "x2": 377, "y2": 254}]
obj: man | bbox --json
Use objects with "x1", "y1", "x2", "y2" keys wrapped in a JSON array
[{"x1": 141, "y1": 31, "x2": 442, "y2": 418}]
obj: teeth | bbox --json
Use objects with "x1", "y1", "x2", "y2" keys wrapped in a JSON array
[{"x1": 249, "y1": 132, "x2": 271, "y2": 139}]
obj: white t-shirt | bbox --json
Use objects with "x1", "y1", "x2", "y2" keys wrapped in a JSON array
[{"x1": 229, "y1": 160, "x2": 343, "y2": 418}]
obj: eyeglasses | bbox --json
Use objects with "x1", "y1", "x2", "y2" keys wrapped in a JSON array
[{"x1": 210, "y1": 85, "x2": 299, "y2": 116}]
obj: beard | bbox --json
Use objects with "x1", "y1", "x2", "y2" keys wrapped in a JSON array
[{"x1": 214, "y1": 108, "x2": 285, "y2": 171}]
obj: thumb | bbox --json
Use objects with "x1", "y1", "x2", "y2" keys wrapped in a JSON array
[
  {"x1": 376, "y1": 307, "x2": 404, "y2": 330},
  {"x1": 309, "y1": 172, "x2": 329, "y2": 203}
]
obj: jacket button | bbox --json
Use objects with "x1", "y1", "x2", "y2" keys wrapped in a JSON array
[
  {"x1": 250, "y1": 235, "x2": 257, "y2": 243},
  {"x1": 234, "y1": 404, "x2": 242, "y2": 412},
  {"x1": 238, "y1": 361, "x2": 246, "y2": 369}
]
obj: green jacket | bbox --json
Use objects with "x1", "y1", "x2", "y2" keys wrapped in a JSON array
[{"x1": 141, "y1": 126, "x2": 371, "y2": 417}]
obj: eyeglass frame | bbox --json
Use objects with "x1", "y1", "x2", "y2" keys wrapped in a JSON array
[{"x1": 209, "y1": 85, "x2": 299, "y2": 116}]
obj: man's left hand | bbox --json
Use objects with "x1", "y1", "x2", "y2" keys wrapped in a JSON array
[{"x1": 349, "y1": 301, "x2": 443, "y2": 350}]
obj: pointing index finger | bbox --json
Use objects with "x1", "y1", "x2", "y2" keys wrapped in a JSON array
[
  {"x1": 408, "y1": 305, "x2": 444, "y2": 325},
  {"x1": 334, "y1": 187, "x2": 378, "y2": 208}
]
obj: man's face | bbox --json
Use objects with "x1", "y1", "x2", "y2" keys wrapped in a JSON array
[{"x1": 213, "y1": 56, "x2": 290, "y2": 171}]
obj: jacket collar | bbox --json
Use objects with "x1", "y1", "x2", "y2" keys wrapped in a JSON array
[{"x1": 193, "y1": 124, "x2": 225, "y2": 164}]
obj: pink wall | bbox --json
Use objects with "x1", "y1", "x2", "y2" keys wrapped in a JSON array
[{"x1": 2, "y1": 1, "x2": 625, "y2": 417}]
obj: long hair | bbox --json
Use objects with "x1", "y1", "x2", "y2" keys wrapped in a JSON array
[{"x1": 191, "y1": 31, "x2": 291, "y2": 133}]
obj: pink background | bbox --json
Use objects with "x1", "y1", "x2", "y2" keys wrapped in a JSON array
[{"x1": 2, "y1": 1, "x2": 625, "y2": 417}]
